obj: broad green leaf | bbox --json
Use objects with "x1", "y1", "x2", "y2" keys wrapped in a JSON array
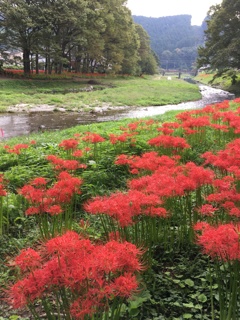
[
  {"x1": 183, "y1": 302, "x2": 194, "y2": 308},
  {"x1": 198, "y1": 293, "x2": 207, "y2": 303},
  {"x1": 184, "y1": 279, "x2": 194, "y2": 287}
]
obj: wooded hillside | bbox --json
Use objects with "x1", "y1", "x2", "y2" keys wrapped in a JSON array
[{"x1": 133, "y1": 15, "x2": 206, "y2": 71}]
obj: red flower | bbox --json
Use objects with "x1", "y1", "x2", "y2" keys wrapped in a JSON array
[
  {"x1": 84, "y1": 190, "x2": 165, "y2": 227},
  {"x1": 0, "y1": 174, "x2": 7, "y2": 196},
  {"x1": 73, "y1": 150, "x2": 83, "y2": 157},
  {"x1": 9, "y1": 231, "x2": 143, "y2": 316},
  {"x1": 15, "y1": 248, "x2": 41, "y2": 272},
  {"x1": 82, "y1": 132, "x2": 105, "y2": 144},
  {"x1": 148, "y1": 135, "x2": 190, "y2": 150},
  {"x1": 47, "y1": 154, "x2": 84, "y2": 171},
  {"x1": 59, "y1": 138, "x2": 79, "y2": 150},
  {"x1": 196, "y1": 223, "x2": 240, "y2": 261},
  {"x1": 197, "y1": 204, "x2": 217, "y2": 217},
  {"x1": 106, "y1": 273, "x2": 138, "y2": 297},
  {"x1": 4, "y1": 144, "x2": 29, "y2": 155},
  {"x1": 46, "y1": 205, "x2": 62, "y2": 216}
]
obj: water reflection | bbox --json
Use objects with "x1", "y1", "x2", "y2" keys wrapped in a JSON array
[{"x1": 0, "y1": 84, "x2": 235, "y2": 139}]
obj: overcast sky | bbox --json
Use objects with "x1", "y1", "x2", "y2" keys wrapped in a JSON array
[{"x1": 126, "y1": 0, "x2": 223, "y2": 25}]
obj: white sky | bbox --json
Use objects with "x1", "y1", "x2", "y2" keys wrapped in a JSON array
[{"x1": 126, "y1": 0, "x2": 223, "y2": 25}]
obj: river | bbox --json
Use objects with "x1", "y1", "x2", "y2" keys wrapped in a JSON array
[{"x1": 0, "y1": 84, "x2": 235, "y2": 139}]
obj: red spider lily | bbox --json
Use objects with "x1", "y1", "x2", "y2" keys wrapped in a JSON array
[
  {"x1": 157, "y1": 122, "x2": 180, "y2": 134},
  {"x1": 45, "y1": 204, "x2": 63, "y2": 216},
  {"x1": 195, "y1": 222, "x2": 240, "y2": 261},
  {"x1": 119, "y1": 119, "x2": 157, "y2": 133},
  {"x1": 109, "y1": 132, "x2": 135, "y2": 144},
  {"x1": 19, "y1": 172, "x2": 83, "y2": 216},
  {"x1": 47, "y1": 154, "x2": 86, "y2": 171},
  {"x1": 115, "y1": 152, "x2": 178, "y2": 173},
  {"x1": 82, "y1": 132, "x2": 105, "y2": 144},
  {"x1": 105, "y1": 272, "x2": 139, "y2": 297},
  {"x1": 127, "y1": 122, "x2": 139, "y2": 131},
  {"x1": 46, "y1": 172, "x2": 83, "y2": 204},
  {"x1": 233, "y1": 98, "x2": 240, "y2": 104},
  {"x1": 0, "y1": 174, "x2": 7, "y2": 196},
  {"x1": 59, "y1": 138, "x2": 79, "y2": 150},
  {"x1": 30, "y1": 177, "x2": 48, "y2": 187},
  {"x1": 148, "y1": 135, "x2": 190, "y2": 150},
  {"x1": 84, "y1": 190, "x2": 167, "y2": 227},
  {"x1": 15, "y1": 248, "x2": 41, "y2": 272},
  {"x1": 202, "y1": 139, "x2": 240, "y2": 174},
  {"x1": 193, "y1": 221, "x2": 211, "y2": 232},
  {"x1": 73, "y1": 149, "x2": 84, "y2": 157},
  {"x1": 4, "y1": 144, "x2": 29, "y2": 155},
  {"x1": 182, "y1": 115, "x2": 211, "y2": 131},
  {"x1": 9, "y1": 231, "x2": 142, "y2": 319},
  {"x1": 157, "y1": 127, "x2": 175, "y2": 135},
  {"x1": 129, "y1": 162, "x2": 214, "y2": 199},
  {"x1": 210, "y1": 123, "x2": 229, "y2": 132},
  {"x1": 197, "y1": 204, "x2": 218, "y2": 217}
]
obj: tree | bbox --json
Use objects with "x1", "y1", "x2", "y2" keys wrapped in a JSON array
[
  {"x1": 97, "y1": 0, "x2": 139, "y2": 74},
  {"x1": 197, "y1": 0, "x2": 240, "y2": 76},
  {"x1": 0, "y1": 0, "x2": 44, "y2": 74},
  {"x1": 0, "y1": 0, "x2": 151, "y2": 75},
  {"x1": 135, "y1": 24, "x2": 158, "y2": 75}
]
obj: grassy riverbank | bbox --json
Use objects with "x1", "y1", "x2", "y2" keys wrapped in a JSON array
[
  {"x1": 1, "y1": 97, "x2": 240, "y2": 319},
  {"x1": 0, "y1": 75, "x2": 201, "y2": 112},
  {"x1": 195, "y1": 71, "x2": 240, "y2": 96}
]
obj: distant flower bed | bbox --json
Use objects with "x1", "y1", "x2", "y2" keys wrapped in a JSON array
[{"x1": 1, "y1": 69, "x2": 129, "y2": 79}]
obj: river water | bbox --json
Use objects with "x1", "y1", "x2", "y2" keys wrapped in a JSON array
[{"x1": 0, "y1": 84, "x2": 235, "y2": 139}]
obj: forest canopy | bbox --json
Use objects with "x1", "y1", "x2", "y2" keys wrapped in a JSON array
[
  {"x1": 0, "y1": 0, "x2": 158, "y2": 75},
  {"x1": 133, "y1": 15, "x2": 205, "y2": 71}
]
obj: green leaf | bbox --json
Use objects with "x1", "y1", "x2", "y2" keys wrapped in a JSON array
[
  {"x1": 183, "y1": 314, "x2": 193, "y2": 319},
  {"x1": 198, "y1": 293, "x2": 207, "y2": 303},
  {"x1": 183, "y1": 302, "x2": 194, "y2": 308},
  {"x1": 129, "y1": 308, "x2": 140, "y2": 317},
  {"x1": 184, "y1": 279, "x2": 194, "y2": 287},
  {"x1": 173, "y1": 279, "x2": 181, "y2": 284}
]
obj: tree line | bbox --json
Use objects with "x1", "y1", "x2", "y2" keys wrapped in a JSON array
[
  {"x1": 197, "y1": 0, "x2": 240, "y2": 84},
  {"x1": 0, "y1": 0, "x2": 158, "y2": 75}
]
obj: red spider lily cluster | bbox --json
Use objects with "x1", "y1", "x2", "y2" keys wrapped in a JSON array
[
  {"x1": 4, "y1": 144, "x2": 29, "y2": 155},
  {"x1": 9, "y1": 231, "x2": 142, "y2": 319},
  {"x1": 2, "y1": 69, "x2": 113, "y2": 78},
  {"x1": 148, "y1": 135, "x2": 190, "y2": 150},
  {"x1": 19, "y1": 172, "x2": 82, "y2": 216},
  {"x1": 47, "y1": 155, "x2": 87, "y2": 171},
  {"x1": 85, "y1": 158, "x2": 214, "y2": 228},
  {"x1": 59, "y1": 138, "x2": 79, "y2": 150},
  {"x1": 82, "y1": 132, "x2": 106, "y2": 144},
  {"x1": 194, "y1": 222, "x2": 240, "y2": 261},
  {"x1": 84, "y1": 190, "x2": 167, "y2": 227},
  {"x1": 109, "y1": 132, "x2": 136, "y2": 145},
  {"x1": 0, "y1": 174, "x2": 7, "y2": 196},
  {"x1": 6, "y1": 97, "x2": 240, "y2": 318}
]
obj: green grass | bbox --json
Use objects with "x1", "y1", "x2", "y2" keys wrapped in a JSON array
[
  {"x1": 0, "y1": 75, "x2": 201, "y2": 112},
  {"x1": 195, "y1": 71, "x2": 240, "y2": 96}
]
